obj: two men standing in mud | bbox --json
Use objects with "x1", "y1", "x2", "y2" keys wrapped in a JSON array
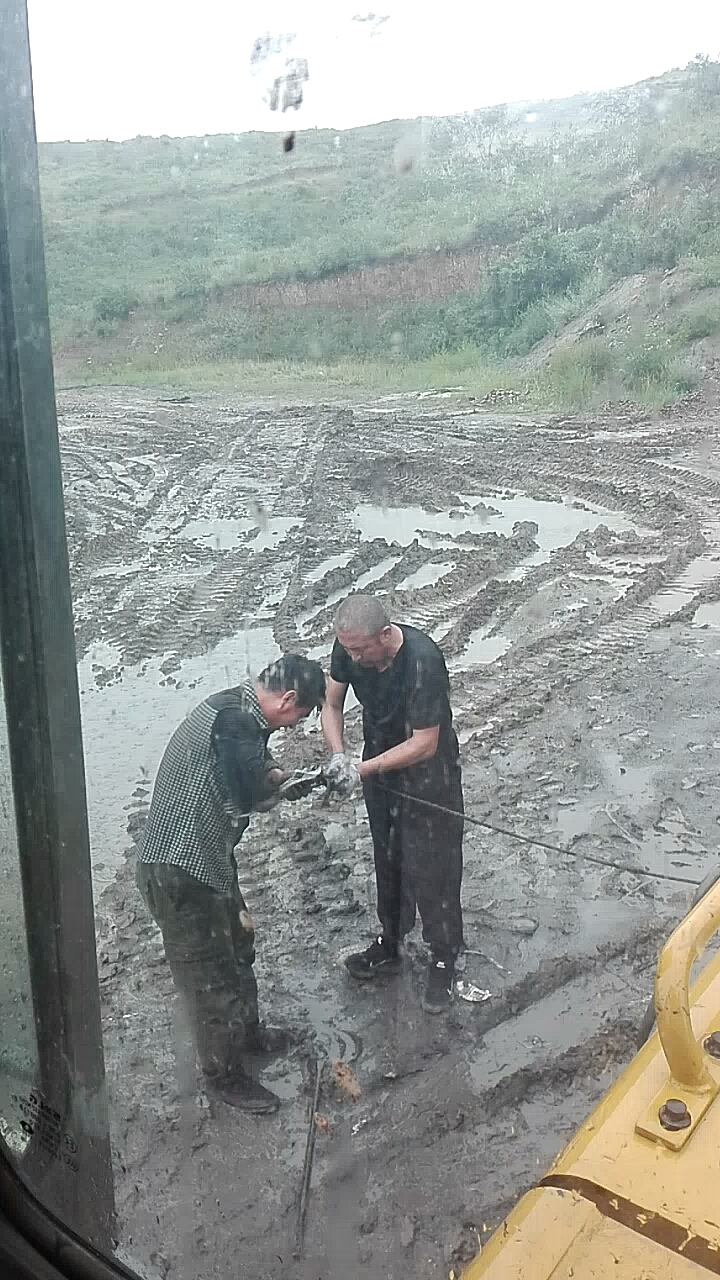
[{"x1": 136, "y1": 594, "x2": 464, "y2": 1113}]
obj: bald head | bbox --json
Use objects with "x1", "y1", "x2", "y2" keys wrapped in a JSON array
[
  {"x1": 334, "y1": 594, "x2": 401, "y2": 670},
  {"x1": 334, "y1": 593, "x2": 390, "y2": 637}
]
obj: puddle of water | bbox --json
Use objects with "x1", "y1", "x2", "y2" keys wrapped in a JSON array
[
  {"x1": 396, "y1": 562, "x2": 454, "y2": 592},
  {"x1": 501, "y1": 551, "x2": 546, "y2": 582},
  {"x1": 650, "y1": 588, "x2": 696, "y2": 618},
  {"x1": 305, "y1": 643, "x2": 333, "y2": 663},
  {"x1": 352, "y1": 497, "x2": 641, "y2": 671},
  {"x1": 550, "y1": 763, "x2": 708, "y2": 884},
  {"x1": 352, "y1": 494, "x2": 638, "y2": 558},
  {"x1": 355, "y1": 555, "x2": 402, "y2": 590},
  {"x1": 306, "y1": 551, "x2": 355, "y2": 582},
  {"x1": 695, "y1": 602, "x2": 720, "y2": 629},
  {"x1": 178, "y1": 517, "x2": 253, "y2": 549},
  {"x1": 592, "y1": 428, "x2": 656, "y2": 440},
  {"x1": 296, "y1": 598, "x2": 342, "y2": 632},
  {"x1": 79, "y1": 628, "x2": 279, "y2": 888},
  {"x1": 574, "y1": 897, "x2": 654, "y2": 948},
  {"x1": 178, "y1": 516, "x2": 302, "y2": 552},
  {"x1": 554, "y1": 796, "x2": 602, "y2": 845},
  {"x1": 253, "y1": 518, "x2": 303, "y2": 552},
  {"x1": 469, "y1": 969, "x2": 633, "y2": 1092},
  {"x1": 457, "y1": 628, "x2": 511, "y2": 667},
  {"x1": 598, "y1": 750, "x2": 656, "y2": 805},
  {"x1": 648, "y1": 553, "x2": 720, "y2": 620},
  {"x1": 586, "y1": 551, "x2": 664, "y2": 571},
  {"x1": 257, "y1": 587, "x2": 287, "y2": 617}
]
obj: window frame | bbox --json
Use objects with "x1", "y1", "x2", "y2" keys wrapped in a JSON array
[{"x1": 0, "y1": 0, "x2": 115, "y2": 1255}]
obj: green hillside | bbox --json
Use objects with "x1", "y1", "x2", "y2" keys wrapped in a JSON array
[{"x1": 40, "y1": 56, "x2": 720, "y2": 407}]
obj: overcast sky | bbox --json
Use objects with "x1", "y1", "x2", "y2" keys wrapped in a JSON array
[{"x1": 25, "y1": 0, "x2": 720, "y2": 142}]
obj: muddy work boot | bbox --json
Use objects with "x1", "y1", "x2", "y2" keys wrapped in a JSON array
[
  {"x1": 421, "y1": 957, "x2": 454, "y2": 1014},
  {"x1": 205, "y1": 1069, "x2": 280, "y2": 1114},
  {"x1": 345, "y1": 935, "x2": 401, "y2": 981},
  {"x1": 244, "y1": 1022, "x2": 297, "y2": 1057}
]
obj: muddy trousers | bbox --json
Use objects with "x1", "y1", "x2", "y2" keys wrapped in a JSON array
[
  {"x1": 363, "y1": 760, "x2": 464, "y2": 963},
  {"x1": 135, "y1": 861, "x2": 258, "y2": 1080}
]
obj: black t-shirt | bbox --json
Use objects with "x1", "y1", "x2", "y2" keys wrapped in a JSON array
[{"x1": 330, "y1": 624, "x2": 457, "y2": 760}]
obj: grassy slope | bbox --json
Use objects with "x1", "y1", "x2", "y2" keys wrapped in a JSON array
[{"x1": 41, "y1": 60, "x2": 720, "y2": 407}]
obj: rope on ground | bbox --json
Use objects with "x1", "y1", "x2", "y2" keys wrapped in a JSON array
[{"x1": 377, "y1": 784, "x2": 703, "y2": 887}]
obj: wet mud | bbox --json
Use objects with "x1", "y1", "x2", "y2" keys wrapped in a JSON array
[{"x1": 57, "y1": 386, "x2": 720, "y2": 1277}]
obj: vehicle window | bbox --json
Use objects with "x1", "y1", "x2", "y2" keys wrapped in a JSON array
[{"x1": 3, "y1": 3, "x2": 720, "y2": 1279}]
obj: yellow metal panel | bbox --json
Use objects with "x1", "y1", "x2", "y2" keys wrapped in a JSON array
[
  {"x1": 544, "y1": 950, "x2": 720, "y2": 1247},
  {"x1": 551, "y1": 1204, "x2": 710, "y2": 1277},
  {"x1": 461, "y1": 1187, "x2": 597, "y2": 1279},
  {"x1": 463, "y1": 1187, "x2": 709, "y2": 1278},
  {"x1": 463, "y1": 946, "x2": 720, "y2": 1280}
]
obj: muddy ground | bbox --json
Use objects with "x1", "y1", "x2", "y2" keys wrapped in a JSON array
[{"x1": 55, "y1": 386, "x2": 720, "y2": 1278}]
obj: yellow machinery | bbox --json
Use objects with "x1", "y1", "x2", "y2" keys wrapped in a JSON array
[{"x1": 463, "y1": 879, "x2": 720, "y2": 1278}]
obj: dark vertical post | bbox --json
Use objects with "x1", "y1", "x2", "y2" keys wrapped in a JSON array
[{"x1": 0, "y1": 0, "x2": 115, "y2": 1250}]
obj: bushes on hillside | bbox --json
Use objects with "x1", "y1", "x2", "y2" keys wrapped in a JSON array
[{"x1": 94, "y1": 287, "x2": 139, "y2": 324}]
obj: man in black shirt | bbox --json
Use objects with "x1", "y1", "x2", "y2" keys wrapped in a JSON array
[
  {"x1": 321, "y1": 594, "x2": 464, "y2": 1013},
  {"x1": 136, "y1": 655, "x2": 325, "y2": 1113}
]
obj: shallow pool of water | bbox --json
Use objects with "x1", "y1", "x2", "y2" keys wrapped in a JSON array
[
  {"x1": 695, "y1": 602, "x2": 720, "y2": 629},
  {"x1": 305, "y1": 552, "x2": 355, "y2": 582},
  {"x1": 355, "y1": 555, "x2": 402, "y2": 590},
  {"x1": 352, "y1": 493, "x2": 639, "y2": 557},
  {"x1": 396, "y1": 562, "x2": 455, "y2": 591},
  {"x1": 179, "y1": 516, "x2": 302, "y2": 552},
  {"x1": 647, "y1": 552, "x2": 720, "y2": 620},
  {"x1": 453, "y1": 628, "x2": 512, "y2": 667}
]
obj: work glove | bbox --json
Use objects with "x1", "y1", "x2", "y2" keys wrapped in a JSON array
[{"x1": 326, "y1": 753, "x2": 360, "y2": 798}]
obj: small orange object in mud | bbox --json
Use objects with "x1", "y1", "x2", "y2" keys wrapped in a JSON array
[{"x1": 331, "y1": 1059, "x2": 362, "y2": 1102}]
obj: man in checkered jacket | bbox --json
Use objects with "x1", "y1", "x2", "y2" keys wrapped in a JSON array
[{"x1": 136, "y1": 654, "x2": 325, "y2": 1114}]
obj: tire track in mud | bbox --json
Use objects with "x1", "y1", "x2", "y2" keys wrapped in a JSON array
[
  {"x1": 60, "y1": 390, "x2": 720, "y2": 680},
  {"x1": 61, "y1": 394, "x2": 341, "y2": 662},
  {"x1": 290, "y1": 407, "x2": 720, "y2": 678},
  {"x1": 365, "y1": 1019, "x2": 639, "y2": 1163},
  {"x1": 457, "y1": 923, "x2": 665, "y2": 1039},
  {"x1": 325, "y1": 1016, "x2": 640, "y2": 1271}
]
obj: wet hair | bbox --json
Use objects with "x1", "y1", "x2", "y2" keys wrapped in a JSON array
[
  {"x1": 257, "y1": 654, "x2": 326, "y2": 710},
  {"x1": 334, "y1": 594, "x2": 391, "y2": 637}
]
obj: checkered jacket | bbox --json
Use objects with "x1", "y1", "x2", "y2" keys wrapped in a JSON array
[{"x1": 137, "y1": 682, "x2": 269, "y2": 893}]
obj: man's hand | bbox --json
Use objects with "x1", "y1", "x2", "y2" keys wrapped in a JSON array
[
  {"x1": 253, "y1": 767, "x2": 288, "y2": 812},
  {"x1": 326, "y1": 753, "x2": 361, "y2": 798},
  {"x1": 254, "y1": 794, "x2": 281, "y2": 812},
  {"x1": 265, "y1": 767, "x2": 290, "y2": 789}
]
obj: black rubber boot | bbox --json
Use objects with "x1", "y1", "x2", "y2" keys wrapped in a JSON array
[
  {"x1": 245, "y1": 1023, "x2": 297, "y2": 1056},
  {"x1": 421, "y1": 957, "x2": 454, "y2": 1014},
  {"x1": 205, "y1": 1069, "x2": 281, "y2": 1114},
  {"x1": 345, "y1": 935, "x2": 402, "y2": 981}
]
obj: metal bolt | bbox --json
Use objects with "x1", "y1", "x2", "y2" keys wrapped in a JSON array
[
  {"x1": 704, "y1": 1031, "x2": 720, "y2": 1060},
  {"x1": 658, "y1": 1098, "x2": 691, "y2": 1131}
]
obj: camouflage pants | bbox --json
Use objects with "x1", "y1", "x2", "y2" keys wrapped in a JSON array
[{"x1": 135, "y1": 861, "x2": 259, "y2": 1079}]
